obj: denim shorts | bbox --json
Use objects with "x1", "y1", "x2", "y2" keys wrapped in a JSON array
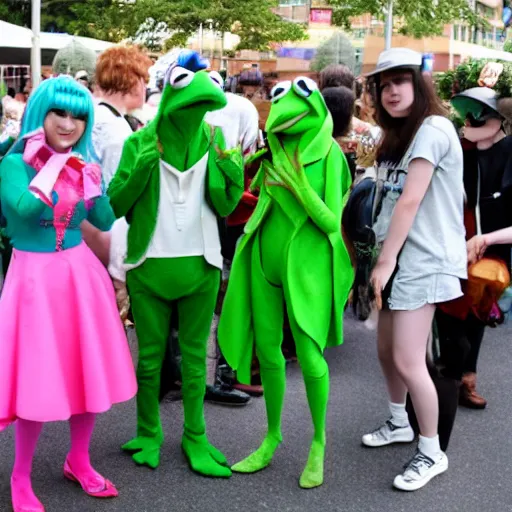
[{"x1": 387, "y1": 272, "x2": 463, "y2": 311}]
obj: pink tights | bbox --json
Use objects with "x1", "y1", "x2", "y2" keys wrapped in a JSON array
[{"x1": 11, "y1": 413, "x2": 101, "y2": 510}]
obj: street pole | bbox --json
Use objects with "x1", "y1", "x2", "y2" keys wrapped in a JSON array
[
  {"x1": 210, "y1": 21, "x2": 215, "y2": 62},
  {"x1": 31, "y1": 0, "x2": 42, "y2": 88},
  {"x1": 384, "y1": 0, "x2": 393, "y2": 50},
  {"x1": 199, "y1": 23, "x2": 203, "y2": 56},
  {"x1": 336, "y1": 31, "x2": 340, "y2": 65}
]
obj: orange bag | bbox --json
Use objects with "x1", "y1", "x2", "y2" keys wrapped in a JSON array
[
  {"x1": 439, "y1": 257, "x2": 510, "y2": 323},
  {"x1": 466, "y1": 257, "x2": 510, "y2": 322}
]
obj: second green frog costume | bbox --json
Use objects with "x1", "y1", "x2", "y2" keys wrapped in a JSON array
[
  {"x1": 218, "y1": 77, "x2": 354, "y2": 488},
  {"x1": 108, "y1": 51, "x2": 243, "y2": 478}
]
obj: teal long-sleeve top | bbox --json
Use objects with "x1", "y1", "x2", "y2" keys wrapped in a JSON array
[{"x1": 0, "y1": 153, "x2": 115, "y2": 252}]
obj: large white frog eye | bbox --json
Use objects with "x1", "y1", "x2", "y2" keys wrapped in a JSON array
[
  {"x1": 209, "y1": 71, "x2": 224, "y2": 89},
  {"x1": 270, "y1": 81, "x2": 292, "y2": 103},
  {"x1": 293, "y1": 76, "x2": 318, "y2": 98},
  {"x1": 168, "y1": 66, "x2": 194, "y2": 89}
]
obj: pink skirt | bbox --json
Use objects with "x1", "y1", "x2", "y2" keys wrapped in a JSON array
[{"x1": 0, "y1": 243, "x2": 137, "y2": 430}]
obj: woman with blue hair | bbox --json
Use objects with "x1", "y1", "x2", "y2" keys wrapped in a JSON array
[{"x1": 0, "y1": 76, "x2": 137, "y2": 512}]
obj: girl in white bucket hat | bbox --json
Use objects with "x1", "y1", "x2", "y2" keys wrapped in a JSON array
[{"x1": 360, "y1": 48, "x2": 467, "y2": 491}]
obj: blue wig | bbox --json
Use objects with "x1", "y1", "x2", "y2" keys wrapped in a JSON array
[
  {"x1": 16, "y1": 76, "x2": 95, "y2": 161},
  {"x1": 175, "y1": 50, "x2": 209, "y2": 72}
]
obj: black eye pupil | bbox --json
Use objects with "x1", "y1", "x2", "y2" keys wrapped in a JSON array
[
  {"x1": 297, "y1": 79, "x2": 311, "y2": 94},
  {"x1": 174, "y1": 73, "x2": 189, "y2": 83},
  {"x1": 273, "y1": 87, "x2": 285, "y2": 98}
]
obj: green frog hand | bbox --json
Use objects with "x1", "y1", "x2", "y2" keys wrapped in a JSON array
[
  {"x1": 215, "y1": 143, "x2": 243, "y2": 164},
  {"x1": 267, "y1": 152, "x2": 339, "y2": 235},
  {"x1": 211, "y1": 130, "x2": 243, "y2": 166},
  {"x1": 263, "y1": 160, "x2": 286, "y2": 189},
  {"x1": 245, "y1": 148, "x2": 268, "y2": 167}
]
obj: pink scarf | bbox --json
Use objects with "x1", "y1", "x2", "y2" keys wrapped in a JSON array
[{"x1": 22, "y1": 129, "x2": 102, "y2": 250}]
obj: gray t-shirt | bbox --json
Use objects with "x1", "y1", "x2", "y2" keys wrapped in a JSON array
[{"x1": 373, "y1": 115, "x2": 468, "y2": 280}]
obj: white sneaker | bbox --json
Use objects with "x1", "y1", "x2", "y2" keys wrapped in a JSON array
[
  {"x1": 362, "y1": 419, "x2": 415, "y2": 447},
  {"x1": 393, "y1": 450, "x2": 448, "y2": 491}
]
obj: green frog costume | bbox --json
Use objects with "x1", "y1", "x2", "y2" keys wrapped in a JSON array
[
  {"x1": 108, "y1": 51, "x2": 243, "y2": 478},
  {"x1": 218, "y1": 77, "x2": 354, "y2": 488}
]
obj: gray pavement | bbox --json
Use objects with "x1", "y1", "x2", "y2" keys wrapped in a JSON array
[{"x1": 1, "y1": 314, "x2": 512, "y2": 512}]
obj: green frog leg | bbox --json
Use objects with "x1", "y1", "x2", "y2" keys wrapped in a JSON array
[
  {"x1": 231, "y1": 233, "x2": 286, "y2": 474},
  {"x1": 232, "y1": 225, "x2": 328, "y2": 489},
  {"x1": 287, "y1": 311, "x2": 329, "y2": 490},
  {"x1": 124, "y1": 257, "x2": 231, "y2": 477},
  {"x1": 178, "y1": 277, "x2": 231, "y2": 478},
  {"x1": 122, "y1": 261, "x2": 170, "y2": 469}
]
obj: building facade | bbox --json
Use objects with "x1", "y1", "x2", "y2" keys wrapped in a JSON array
[{"x1": 275, "y1": 0, "x2": 512, "y2": 73}]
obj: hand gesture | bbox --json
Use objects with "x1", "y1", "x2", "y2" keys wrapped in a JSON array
[
  {"x1": 369, "y1": 257, "x2": 396, "y2": 311},
  {"x1": 212, "y1": 130, "x2": 244, "y2": 163},
  {"x1": 467, "y1": 235, "x2": 488, "y2": 265},
  {"x1": 264, "y1": 153, "x2": 307, "y2": 200}
]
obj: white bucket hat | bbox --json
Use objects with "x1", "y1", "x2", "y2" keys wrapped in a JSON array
[{"x1": 366, "y1": 48, "x2": 423, "y2": 77}]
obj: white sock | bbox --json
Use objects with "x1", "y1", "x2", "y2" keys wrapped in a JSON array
[
  {"x1": 388, "y1": 402, "x2": 409, "y2": 427},
  {"x1": 418, "y1": 434, "x2": 442, "y2": 459}
]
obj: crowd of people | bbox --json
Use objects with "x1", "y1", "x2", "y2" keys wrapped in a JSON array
[{"x1": 0, "y1": 40, "x2": 511, "y2": 511}]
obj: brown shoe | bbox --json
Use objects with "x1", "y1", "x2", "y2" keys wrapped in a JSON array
[
  {"x1": 232, "y1": 383, "x2": 264, "y2": 397},
  {"x1": 459, "y1": 372, "x2": 487, "y2": 409}
]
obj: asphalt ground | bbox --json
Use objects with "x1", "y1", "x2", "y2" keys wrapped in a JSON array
[{"x1": 1, "y1": 313, "x2": 511, "y2": 512}]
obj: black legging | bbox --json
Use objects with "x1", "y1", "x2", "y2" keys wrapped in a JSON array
[{"x1": 436, "y1": 310, "x2": 486, "y2": 378}]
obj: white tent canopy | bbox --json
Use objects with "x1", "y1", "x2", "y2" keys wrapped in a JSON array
[{"x1": 0, "y1": 20, "x2": 113, "y2": 52}]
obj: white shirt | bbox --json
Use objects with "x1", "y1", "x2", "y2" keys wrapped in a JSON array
[
  {"x1": 109, "y1": 154, "x2": 223, "y2": 277},
  {"x1": 92, "y1": 102, "x2": 134, "y2": 188},
  {"x1": 205, "y1": 93, "x2": 259, "y2": 154},
  {"x1": 146, "y1": 155, "x2": 209, "y2": 259}
]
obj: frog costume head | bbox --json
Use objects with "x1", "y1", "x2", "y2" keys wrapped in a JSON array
[
  {"x1": 155, "y1": 50, "x2": 226, "y2": 132},
  {"x1": 266, "y1": 77, "x2": 332, "y2": 137}
]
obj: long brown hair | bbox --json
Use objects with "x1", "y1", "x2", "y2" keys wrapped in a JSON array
[{"x1": 373, "y1": 68, "x2": 447, "y2": 164}]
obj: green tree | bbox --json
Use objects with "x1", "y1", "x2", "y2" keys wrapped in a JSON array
[
  {"x1": 69, "y1": 0, "x2": 139, "y2": 42},
  {"x1": 0, "y1": 0, "x2": 138, "y2": 40},
  {"x1": 122, "y1": 0, "x2": 307, "y2": 51},
  {"x1": 225, "y1": 0, "x2": 307, "y2": 50},
  {"x1": 504, "y1": 39, "x2": 512, "y2": 53},
  {"x1": 328, "y1": 0, "x2": 483, "y2": 39},
  {"x1": 1, "y1": 0, "x2": 307, "y2": 51},
  {"x1": 0, "y1": 0, "x2": 31, "y2": 27},
  {"x1": 310, "y1": 31, "x2": 355, "y2": 72}
]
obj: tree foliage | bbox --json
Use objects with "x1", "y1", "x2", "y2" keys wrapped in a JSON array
[
  {"x1": 437, "y1": 58, "x2": 512, "y2": 100},
  {"x1": 68, "y1": 1, "x2": 140, "y2": 42},
  {"x1": 132, "y1": 0, "x2": 307, "y2": 51},
  {"x1": 310, "y1": 32, "x2": 355, "y2": 72},
  {"x1": 0, "y1": 0, "x2": 31, "y2": 27},
  {"x1": 328, "y1": 0, "x2": 483, "y2": 39},
  {"x1": 0, "y1": 0, "x2": 306, "y2": 51}
]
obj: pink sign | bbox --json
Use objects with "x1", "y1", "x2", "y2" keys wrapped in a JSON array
[{"x1": 310, "y1": 8, "x2": 332, "y2": 24}]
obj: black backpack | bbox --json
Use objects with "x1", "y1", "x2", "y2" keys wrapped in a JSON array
[{"x1": 342, "y1": 177, "x2": 380, "y2": 320}]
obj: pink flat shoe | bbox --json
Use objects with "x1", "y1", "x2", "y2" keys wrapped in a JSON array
[
  {"x1": 10, "y1": 477, "x2": 45, "y2": 512},
  {"x1": 63, "y1": 459, "x2": 118, "y2": 498}
]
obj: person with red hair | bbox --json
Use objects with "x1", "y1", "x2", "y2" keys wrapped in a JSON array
[{"x1": 80, "y1": 46, "x2": 152, "y2": 275}]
